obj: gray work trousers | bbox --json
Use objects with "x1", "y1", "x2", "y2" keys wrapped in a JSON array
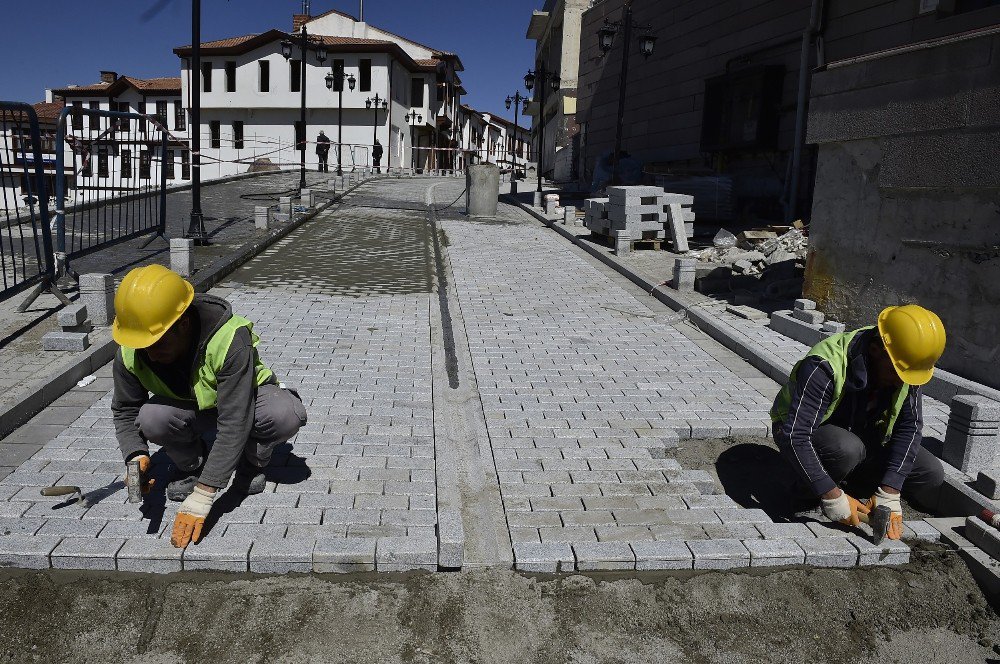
[{"x1": 135, "y1": 383, "x2": 306, "y2": 472}]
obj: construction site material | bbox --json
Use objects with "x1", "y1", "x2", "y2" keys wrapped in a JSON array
[
  {"x1": 170, "y1": 238, "x2": 194, "y2": 278},
  {"x1": 965, "y1": 516, "x2": 1000, "y2": 561},
  {"x1": 690, "y1": 229, "x2": 808, "y2": 277},
  {"x1": 79, "y1": 273, "x2": 114, "y2": 326},
  {"x1": 254, "y1": 206, "x2": 269, "y2": 230},
  {"x1": 943, "y1": 395, "x2": 1000, "y2": 474},
  {"x1": 584, "y1": 186, "x2": 694, "y2": 251},
  {"x1": 974, "y1": 472, "x2": 1000, "y2": 500},
  {"x1": 672, "y1": 258, "x2": 696, "y2": 292}
]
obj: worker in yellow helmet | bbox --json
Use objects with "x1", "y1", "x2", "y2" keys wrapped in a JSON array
[
  {"x1": 771, "y1": 305, "x2": 947, "y2": 540},
  {"x1": 112, "y1": 265, "x2": 307, "y2": 549}
]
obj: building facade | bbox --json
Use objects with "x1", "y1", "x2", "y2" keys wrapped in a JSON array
[{"x1": 457, "y1": 105, "x2": 531, "y2": 173}]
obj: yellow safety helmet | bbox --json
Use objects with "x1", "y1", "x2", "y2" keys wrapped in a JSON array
[
  {"x1": 112, "y1": 265, "x2": 194, "y2": 349},
  {"x1": 876, "y1": 305, "x2": 946, "y2": 386}
]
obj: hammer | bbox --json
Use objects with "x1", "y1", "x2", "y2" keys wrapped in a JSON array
[{"x1": 859, "y1": 503, "x2": 893, "y2": 545}]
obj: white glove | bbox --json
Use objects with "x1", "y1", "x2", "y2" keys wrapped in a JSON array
[
  {"x1": 170, "y1": 485, "x2": 216, "y2": 548},
  {"x1": 821, "y1": 492, "x2": 851, "y2": 521},
  {"x1": 873, "y1": 487, "x2": 902, "y2": 516}
]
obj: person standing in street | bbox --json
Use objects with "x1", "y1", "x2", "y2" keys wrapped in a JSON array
[
  {"x1": 372, "y1": 139, "x2": 384, "y2": 173},
  {"x1": 112, "y1": 265, "x2": 308, "y2": 548},
  {"x1": 771, "y1": 304, "x2": 946, "y2": 539},
  {"x1": 316, "y1": 130, "x2": 331, "y2": 172}
]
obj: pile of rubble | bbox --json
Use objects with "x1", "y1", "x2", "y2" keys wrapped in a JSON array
[{"x1": 690, "y1": 227, "x2": 808, "y2": 275}]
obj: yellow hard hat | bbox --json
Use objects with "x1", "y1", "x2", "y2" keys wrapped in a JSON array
[
  {"x1": 112, "y1": 265, "x2": 194, "y2": 349},
  {"x1": 877, "y1": 305, "x2": 946, "y2": 386}
]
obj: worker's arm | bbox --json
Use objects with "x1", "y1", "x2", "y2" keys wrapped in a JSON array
[
  {"x1": 879, "y1": 386, "x2": 923, "y2": 491},
  {"x1": 775, "y1": 356, "x2": 838, "y2": 497},
  {"x1": 111, "y1": 349, "x2": 150, "y2": 462},
  {"x1": 196, "y1": 327, "x2": 259, "y2": 490}
]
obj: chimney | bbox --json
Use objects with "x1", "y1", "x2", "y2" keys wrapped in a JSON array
[
  {"x1": 292, "y1": 14, "x2": 309, "y2": 32},
  {"x1": 45, "y1": 89, "x2": 53, "y2": 103},
  {"x1": 100, "y1": 70, "x2": 118, "y2": 84}
]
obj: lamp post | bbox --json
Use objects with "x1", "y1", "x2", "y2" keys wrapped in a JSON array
[
  {"x1": 185, "y1": 0, "x2": 208, "y2": 244},
  {"x1": 505, "y1": 91, "x2": 526, "y2": 195},
  {"x1": 365, "y1": 93, "x2": 388, "y2": 170},
  {"x1": 405, "y1": 109, "x2": 422, "y2": 172},
  {"x1": 325, "y1": 64, "x2": 356, "y2": 176},
  {"x1": 523, "y1": 65, "x2": 560, "y2": 196},
  {"x1": 282, "y1": 27, "x2": 327, "y2": 192},
  {"x1": 596, "y1": 0, "x2": 656, "y2": 185}
]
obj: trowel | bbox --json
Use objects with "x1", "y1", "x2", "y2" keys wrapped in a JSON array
[{"x1": 39, "y1": 485, "x2": 86, "y2": 507}]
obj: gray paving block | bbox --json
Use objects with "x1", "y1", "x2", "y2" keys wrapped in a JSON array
[
  {"x1": 964, "y1": 516, "x2": 1000, "y2": 561},
  {"x1": 262, "y1": 507, "x2": 322, "y2": 525},
  {"x1": 795, "y1": 537, "x2": 858, "y2": 567},
  {"x1": 848, "y1": 535, "x2": 910, "y2": 566},
  {"x1": 703, "y1": 523, "x2": 762, "y2": 540},
  {"x1": 756, "y1": 522, "x2": 815, "y2": 540},
  {"x1": 671, "y1": 470, "x2": 716, "y2": 494},
  {"x1": 805, "y1": 521, "x2": 853, "y2": 537},
  {"x1": 573, "y1": 542, "x2": 635, "y2": 571},
  {"x1": 714, "y1": 508, "x2": 770, "y2": 524},
  {"x1": 0, "y1": 535, "x2": 61, "y2": 569},
  {"x1": 376, "y1": 536, "x2": 437, "y2": 572},
  {"x1": 57, "y1": 305, "x2": 88, "y2": 328},
  {"x1": 687, "y1": 539, "x2": 750, "y2": 569},
  {"x1": 0, "y1": 502, "x2": 28, "y2": 518},
  {"x1": 0, "y1": 517, "x2": 44, "y2": 536},
  {"x1": 117, "y1": 538, "x2": 183, "y2": 574},
  {"x1": 950, "y1": 395, "x2": 1000, "y2": 422},
  {"x1": 631, "y1": 540, "x2": 694, "y2": 570},
  {"x1": 37, "y1": 519, "x2": 105, "y2": 537},
  {"x1": 792, "y1": 309, "x2": 825, "y2": 325},
  {"x1": 794, "y1": 299, "x2": 816, "y2": 311},
  {"x1": 42, "y1": 331, "x2": 91, "y2": 352},
  {"x1": 902, "y1": 519, "x2": 941, "y2": 543},
  {"x1": 183, "y1": 537, "x2": 251, "y2": 572},
  {"x1": 98, "y1": 520, "x2": 164, "y2": 538},
  {"x1": 223, "y1": 523, "x2": 287, "y2": 539},
  {"x1": 744, "y1": 538, "x2": 805, "y2": 567},
  {"x1": 51, "y1": 537, "x2": 124, "y2": 570},
  {"x1": 437, "y1": 508, "x2": 464, "y2": 570},
  {"x1": 249, "y1": 538, "x2": 315, "y2": 573},
  {"x1": 513, "y1": 542, "x2": 574, "y2": 573},
  {"x1": 313, "y1": 537, "x2": 377, "y2": 573}
]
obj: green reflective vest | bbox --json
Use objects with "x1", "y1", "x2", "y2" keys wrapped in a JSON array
[
  {"x1": 121, "y1": 315, "x2": 273, "y2": 411},
  {"x1": 770, "y1": 327, "x2": 909, "y2": 445}
]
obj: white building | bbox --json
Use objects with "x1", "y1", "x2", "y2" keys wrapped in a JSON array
[
  {"x1": 457, "y1": 105, "x2": 531, "y2": 174},
  {"x1": 173, "y1": 9, "x2": 465, "y2": 177}
]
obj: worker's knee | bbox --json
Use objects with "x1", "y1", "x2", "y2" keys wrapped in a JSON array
[
  {"x1": 813, "y1": 425, "x2": 866, "y2": 467},
  {"x1": 136, "y1": 401, "x2": 196, "y2": 445},
  {"x1": 253, "y1": 385, "x2": 307, "y2": 443}
]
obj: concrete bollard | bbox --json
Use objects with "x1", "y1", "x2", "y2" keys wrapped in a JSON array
[
  {"x1": 300, "y1": 188, "x2": 313, "y2": 208},
  {"x1": 672, "y1": 258, "x2": 697, "y2": 291},
  {"x1": 943, "y1": 395, "x2": 1000, "y2": 473},
  {"x1": 465, "y1": 163, "x2": 501, "y2": 218},
  {"x1": 79, "y1": 273, "x2": 115, "y2": 325},
  {"x1": 533, "y1": 191, "x2": 543, "y2": 208},
  {"x1": 279, "y1": 196, "x2": 292, "y2": 217},
  {"x1": 613, "y1": 229, "x2": 631, "y2": 256},
  {"x1": 254, "y1": 206, "x2": 269, "y2": 230},
  {"x1": 170, "y1": 238, "x2": 194, "y2": 277},
  {"x1": 563, "y1": 206, "x2": 577, "y2": 225},
  {"x1": 544, "y1": 194, "x2": 560, "y2": 217}
]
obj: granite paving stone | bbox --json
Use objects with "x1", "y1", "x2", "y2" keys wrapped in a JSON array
[
  {"x1": 687, "y1": 539, "x2": 751, "y2": 569},
  {"x1": 314, "y1": 537, "x2": 377, "y2": 573},
  {"x1": 573, "y1": 542, "x2": 635, "y2": 571},
  {"x1": 513, "y1": 542, "x2": 575, "y2": 573},
  {"x1": 52, "y1": 537, "x2": 124, "y2": 571},
  {"x1": 796, "y1": 537, "x2": 859, "y2": 568},
  {"x1": 0, "y1": 535, "x2": 62, "y2": 569},
  {"x1": 184, "y1": 538, "x2": 252, "y2": 572},
  {"x1": 116, "y1": 538, "x2": 183, "y2": 574},
  {"x1": 249, "y1": 538, "x2": 315, "y2": 573},
  {"x1": 744, "y1": 538, "x2": 806, "y2": 567}
]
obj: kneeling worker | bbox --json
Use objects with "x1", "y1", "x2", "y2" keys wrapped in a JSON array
[
  {"x1": 771, "y1": 304, "x2": 946, "y2": 539},
  {"x1": 111, "y1": 265, "x2": 307, "y2": 548}
]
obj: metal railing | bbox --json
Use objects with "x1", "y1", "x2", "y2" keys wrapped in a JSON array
[
  {"x1": 0, "y1": 102, "x2": 65, "y2": 310},
  {"x1": 54, "y1": 106, "x2": 169, "y2": 279}
]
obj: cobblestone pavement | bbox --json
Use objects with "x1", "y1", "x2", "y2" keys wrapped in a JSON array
[{"x1": 0, "y1": 177, "x2": 933, "y2": 573}]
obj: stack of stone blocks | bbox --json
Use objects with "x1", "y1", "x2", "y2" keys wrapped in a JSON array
[
  {"x1": 583, "y1": 186, "x2": 695, "y2": 250},
  {"x1": 944, "y1": 395, "x2": 1000, "y2": 475},
  {"x1": 41, "y1": 304, "x2": 92, "y2": 352},
  {"x1": 769, "y1": 299, "x2": 846, "y2": 347}
]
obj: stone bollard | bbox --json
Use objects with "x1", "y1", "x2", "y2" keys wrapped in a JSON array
[
  {"x1": 254, "y1": 206, "x2": 269, "y2": 230},
  {"x1": 300, "y1": 188, "x2": 313, "y2": 208},
  {"x1": 544, "y1": 194, "x2": 560, "y2": 217},
  {"x1": 563, "y1": 206, "x2": 576, "y2": 225},
  {"x1": 170, "y1": 238, "x2": 194, "y2": 277},
  {"x1": 279, "y1": 196, "x2": 292, "y2": 217},
  {"x1": 613, "y1": 229, "x2": 631, "y2": 256},
  {"x1": 79, "y1": 273, "x2": 115, "y2": 325},
  {"x1": 465, "y1": 163, "x2": 501, "y2": 218},
  {"x1": 943, "y1": 395, "x2": 1000, "y2": 473},
  {"x1": 672, "y1": 257, "x2": 696, "y2": 291},
  {"x1": 533, "y1": 191, "x2": 543, "y2": 209}
]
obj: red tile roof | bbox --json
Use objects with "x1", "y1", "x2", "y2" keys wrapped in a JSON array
[
  {"x1": 32, "y1": 101, "x2": 64, "y2": 124},
  {"x1": 51, "y1": 75, "x2": 181, "y2": 98}
]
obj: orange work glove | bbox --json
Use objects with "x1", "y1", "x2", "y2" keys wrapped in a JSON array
[
  {"x1": 125, "y1": 454, "x2": 156, "y2": 495},
  {"x1": 170, "y1": 485, "x2": 215, "y2": 548},
  {"x1": 870, "y1": 487, "x2": 904, "y2": 540},
  {"x1": 821, "y1": 490, "x2": 871, "y2": 527}
]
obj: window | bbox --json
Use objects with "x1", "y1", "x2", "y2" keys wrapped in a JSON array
[
  {"x1": 289, "y1": 59, "x2": 301, "y2": 93},
  {"x1": 181, "y1": 150, "x2": 190, "y2": 179},
  {"x1": 88, "y1": 101, "x2": 99, "y2": 131},
  {"x1": 359, "y1": 58, "x2": 372, "y2": 92},
  {"x1": 156, "y1": 101, "x2": 168, "y2": 126},
  {"x1": 97, "y1": 147, "x2": 109, "y2": 178},
  {"x1": 137, "y1": 102, "x2": 147, "y2": 133},
  {"x1": 225, "y1": 61, "x2": 236, "y2": 92},
  {"x1": 174, "y1": 101, "x2": 186, "y2": 130},
  {"x1": 71, "y1": 101, "x2": 83, "y2": 130},
  {"x1": 259, "y1": 60, "x2": 270, "y2": 92},
  {"x1": 210, "y1": 121, "x2": 221, "y2": 148},
  {"x1": 202, "y1": 61, "x2": 213, "y2": 92},
  {"x1": 233, "y1": 121, "x2": 244, "y2": 149},
  {"x1": 139, "y1": 151, "x2": 151, "y2": 179},
  {"x1": 165, "y1": 150, "x2": 175, "y2": 179},
  {"x1": 411, "y1": 77, "x2": 424, "y2": 107},
  {"x1": 115, "y1": 102, "x2": 130, "y2": 132},
  {"x1": 81, "y1": 153, "x2": 92, "y2": 177},
  {"x1": 295, "y1": 121, "x2": 305, "y2": 152},
  {"x1": 331, "y1": 60, "x2": 345, "y2": 91},
  {"x1": 121, "y1": 149, "x2": 132, "y2": 178}
]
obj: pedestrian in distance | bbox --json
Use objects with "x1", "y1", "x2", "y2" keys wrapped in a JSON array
[
  {"x1": 771, "y1": 304, "x2": 946, "y2": 540},
  {"x1": 316, "y1": 130, "x2": 331, "y2": 172},
  {"x1": 372, "y1": 138, "x2": 384, "y2": 173},
  {"x1": 112, "y1": 265, "x2": 308, "y2": 548}
]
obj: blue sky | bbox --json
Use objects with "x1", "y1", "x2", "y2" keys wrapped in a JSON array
[{"x1": 0, "y1": 0, "x2": 539, "y2": 123}]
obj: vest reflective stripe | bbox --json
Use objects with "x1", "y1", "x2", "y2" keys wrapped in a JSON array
[
  {"x1": 121, "y1": 315, "x2": 273, "y2": 411},
  {"x1": 770, "y1": 327, "x2": 909, "y2": 445}
]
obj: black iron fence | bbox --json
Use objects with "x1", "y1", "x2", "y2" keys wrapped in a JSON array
[{"x1": 0, "y1": 102, "x2": 61, "y2": 308}]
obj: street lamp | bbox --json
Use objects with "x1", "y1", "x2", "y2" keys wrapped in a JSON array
[
  {"x1": 325, "y1": 64, "x2": 356, "y2": 176},
  {"x1": 281, "y1": 27, "x2": 327, "y2": 192},
  {"x1": 597, "y1": 0, "x2": 657, "y2": 186},
  {"x1": 185, "y1": 0, "x2": 208, "y2": 245},
  {"x1": 405, "y1": 109, "x2": 422, "y2": 172},
  {"x1": 523, "y1": 65, "x2": 559, "y2": 196},
  {"x1": 505, "y1": 91, "x2": 526, "y2": 195},
  {"x1": 365, "y1": 93, "x2": 388, "y2": 170}
]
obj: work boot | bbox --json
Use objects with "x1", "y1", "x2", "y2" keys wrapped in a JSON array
[
  {"x1": 166, "y1": 469, "x2": 200, "y2": 502},
  {"x1": 231, "y1": 457, "x2": 267, "y2": 495}
]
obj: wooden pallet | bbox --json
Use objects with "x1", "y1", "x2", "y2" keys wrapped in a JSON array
[{"x1": 589, "y1": 231, "x2": 663, "y2": 251}]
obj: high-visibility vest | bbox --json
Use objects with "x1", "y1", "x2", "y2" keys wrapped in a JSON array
[
  {"x1": 770, "y1": 327, "x2": 909, "y2": 445},
  {"x1": 121, "y1": 315, "x2": 273, "y2": 411}
]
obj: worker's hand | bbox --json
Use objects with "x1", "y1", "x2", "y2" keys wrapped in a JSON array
[
  {"x1": 170, "y1": 485, "x2": 216, "y2": 548},
  {"x1": 125, "y1": 454, "x2": 155, "y2": 495},
  {"x1": 871, "y1": 487, "x2": 904, "y2": 540},
  {"x1": 820, "y1": 488, "x2": 871, "y2": 527}
]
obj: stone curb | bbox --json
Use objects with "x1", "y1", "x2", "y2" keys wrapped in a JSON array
[{"x1": 0, "y1": 175, "x2": 377, "y2": 442}]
